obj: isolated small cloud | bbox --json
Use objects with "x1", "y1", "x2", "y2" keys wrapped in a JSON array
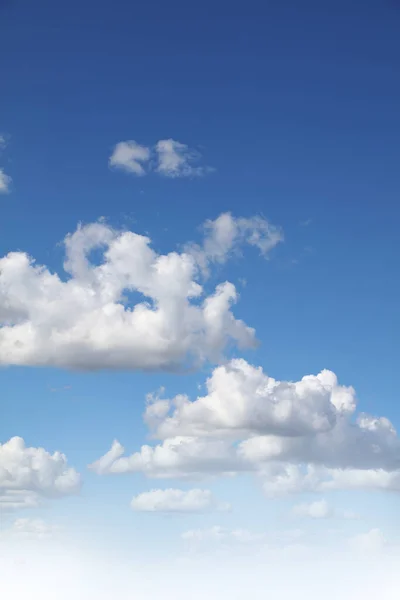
[
  {"x1": 155, "y1": 139, "x2": 211, "y2": 178},
  {"x1": 0, "y1": 169, "x2": 11, "y2": 193},
  {"x1": 342, "y1": 510, "x2": 360, "y2": 520},
  {"x1": 131, "y1": 488, "x2": 229, "y2": 513},
  {"x1": 109, "y1": 140, "x2": 150, "y2": 175},
  {"x1": 187, "y1": 212, "x2": 283, "y2": 275},
  {"x1": 0, "y1": 135, "x2": 11, "y2": 194},
  {"x1": 292, "y1": 499, "x2": 332, "y2": 519},
  {"x1": 348, "y1": 528, "x2": 387, "y2": 554}
]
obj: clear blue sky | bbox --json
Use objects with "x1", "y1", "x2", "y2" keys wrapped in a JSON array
[{"x1": 1, "y1": 0, "x2": 400, "y2": 566}]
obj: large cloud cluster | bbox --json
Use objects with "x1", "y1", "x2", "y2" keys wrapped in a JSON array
[
  {"x1": 91, "y1": 359, "x2": 400, "y2": 494},
  {"x1": 0, "y1": 213, "x2": 282, "y2": 370},
  {"x1": 0, "y1": 437, "x2": 81, "y2": 511}
]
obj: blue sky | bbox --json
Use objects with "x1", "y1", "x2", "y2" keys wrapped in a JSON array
[{"x1": 1, "y1": 0, "x2": 400, "y2": 581}]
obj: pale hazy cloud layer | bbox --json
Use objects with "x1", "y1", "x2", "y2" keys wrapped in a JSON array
[{"x1": 0, "y1": 518, "x2": 62, "y2": 540}]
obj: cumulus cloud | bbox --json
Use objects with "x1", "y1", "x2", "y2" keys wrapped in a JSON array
[
  {"x1": 241, "y1": 411, "x2": 400, "y2": 472},
  {"x1": 109, "y1": 138, "x2": 212, "y2": 178},
  {"x1": 0, "y1": 213, "x2": 282, "y2": 370},
  {"x1": 131, "y1": 488, "x2": 229, "y2": 513},
  {"x1": 144, "y1": 360, "x2": 354, "y2": 439},
  {"x1": 109, "y1": 141, "x2": 151, "y2": 175},
  {"x1": 92, "y1": 360, "x2": 400, "y2": 494},
  {"x1": 0, "y1": 437, "x2": 81, "y2": 511}
]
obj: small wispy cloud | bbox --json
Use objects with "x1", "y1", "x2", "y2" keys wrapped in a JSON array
[
  {"x1": 292, "y1": 500, "x2": 359, "y2": 521},
  {"x1": 0, "y1": 134, "x2": 11, "y2": 194},
  {"x1": 155, "y1": 139, "x2": 213, "y2": 178},
  {"x1": 0, "y1": 169, "x2": 11, "y2": 194},
  {"x1": 109, "y1": 138, "x2": 213, "y2": 178},
  {"x1": 292, "y1": 499, "x2": 333, "y2": 519}
]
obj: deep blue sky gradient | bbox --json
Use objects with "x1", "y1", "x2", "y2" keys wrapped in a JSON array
[{"x1": 1, "y1": 0, "x2": 400, "y2": 538}]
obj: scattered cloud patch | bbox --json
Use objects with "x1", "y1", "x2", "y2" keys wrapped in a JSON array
[
  {"x1": 260, "y1": 464, "x2": 400, "y2": 496},
  {"x1": 181, "y1": 526, "x2": 267, "y2": 553},
  {"x1": 292, "y1": 499, "x2": 333, "y2": 519},
  {"x1": 131, "y1": 488, "x2": 229, "y2": 513},
  {"x1": 0, "y1": 134, "x2": 11, "y2": 194},
  {"x1": 0, "y1": 437, "x2": 81, "y2": 511},
  {"x1": 187, "y1": 212, "x2": 283, "y2": 275},
  {"x1": 109, "y1": 138, "x2": 213, "y2": 178}
]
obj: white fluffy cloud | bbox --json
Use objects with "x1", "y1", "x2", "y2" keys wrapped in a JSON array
[
  {"x1": 241, "y1": 411, "x2": 400, "y2": 472},
  {"x1": 92, "y1": 360, "x2": 400, "y2": 494},
  {"x1": 0, "y1": 213, "x2": 282, "y2": 370},
  {"x1": 0, "y1": 437, "x2": 81, "y2": 511},
  {"x1": 109, "y1": 138, "x2": 212, "y2": 178},
  {"x1": 131, "y1": 488, "x2": 229, "y2": 513},
  {"x1": 144, "y1": 360, "x2": 354, "y2": 439},
  {"x1": 109, "y1": 140, "x2": 151, "y2": 175}
]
